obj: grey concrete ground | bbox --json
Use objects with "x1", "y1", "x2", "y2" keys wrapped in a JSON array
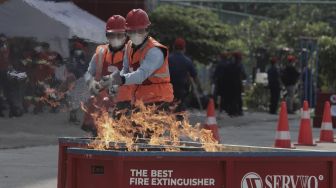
[{"x1": 0, "y1": 110, "x2": 335, "y2": 188}]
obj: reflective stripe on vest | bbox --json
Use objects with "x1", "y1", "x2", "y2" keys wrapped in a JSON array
[
  {"x1": 95, "y1": 46, "x2": 107, "y2": 81},
  {"x1": 151, "y1": 68, "x2": 170, "y2": 78},
  {"x1": 95, "y1": 45, "x2": 124, "y2": 80}
]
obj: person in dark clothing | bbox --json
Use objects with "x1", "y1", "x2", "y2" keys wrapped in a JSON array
[
  {"x1": 71, "y1": 42, "x2": 87, "y2": 78},
  {"x1": 6, "y1": 68, "x2": 27, "y2": 117},
  {"x1": 267, "y1": 57, "x2": 281, "y2": 114},
  {"x1": 228, "y1": 51, "x2": 246, "y2": 116},
  {"x1": 213, "y1": 52, "x2": 231, "y2": 113},
  {"x1": 281, "y1": 55, "x2": 300, "y2": 114},
  {"x1": 169, "y1": 37, "x2": 202, "y2": 112}
]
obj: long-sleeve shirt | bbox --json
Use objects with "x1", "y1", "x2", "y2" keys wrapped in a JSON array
[
  {"x1": 281, "y1": 65, "x2": 300, "y2": 86},
  {"x1": 121, "y1": 47, "x2": 164, "y2": 85},
  {"x1": 267, "y1": 65, "x2": 280, "y2": 89},
  {"x1": 85, "y1": 46, "x2": 164, "y2": 86},
  {"x1": 168, "y1": 51, "x2": 197, "y2": 87},
  {"x1": 84, "y1": 54, "x2": 97, "y2": 83}
]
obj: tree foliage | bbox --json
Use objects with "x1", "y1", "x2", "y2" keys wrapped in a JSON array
[
  {"x1": 150, "y1": 5, "x2": 232, "y2": 63},
  {"x1": 318, "y1": 36, "x2": 336, "y2": 90},
  {"x1": 150, "y1": 4, "x2": 336, "y2": 90}
]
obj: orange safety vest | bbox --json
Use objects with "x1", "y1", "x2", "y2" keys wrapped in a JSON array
[
  {"x1": 94, "y1": 44, "x2": 133, "y2": 102},
  {"x1": 125, "y1": 37, "x2": 173, "y2": 104}
]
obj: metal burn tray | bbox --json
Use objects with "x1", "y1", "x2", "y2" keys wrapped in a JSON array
[
  {"x1": 58, "y1": 137, "x2": 299, "y2": 152},
  {"x1": 58, "y1": 137, "x2": 336, "y2": 188}
]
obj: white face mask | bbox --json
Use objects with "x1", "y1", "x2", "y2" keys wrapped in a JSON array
[
  {"x1": 129, "y1": 33, "x2": 146, "y2": 46},
  {"x1": 34, "y1": 46, "x2": 42, "y2": 53},
  {"x1": 74, "y1": 50, "x2": 83, "y2": 56},
  {"x1": 109, "y1": 37, "x2": 126, "y2": 49}
]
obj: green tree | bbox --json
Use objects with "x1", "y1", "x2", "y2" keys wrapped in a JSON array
[
  {"x1": 150, "y1": 5, "x2": 232, "y2": 63},
  {"x1": 318, "y1": 36, "x2": 336, "y2": 91},
  {"x1": 150, "y1": 4, "x2": 336, "y2": 91}
]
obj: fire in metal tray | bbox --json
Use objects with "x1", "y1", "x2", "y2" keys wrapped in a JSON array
[{"x1": 86, "y1": 102, "x2": 222, "y2": 152}]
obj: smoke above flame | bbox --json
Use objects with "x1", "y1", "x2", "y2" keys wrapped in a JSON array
[{"x1": 87, "y1": 101, "x2": 223, "y2": 152}]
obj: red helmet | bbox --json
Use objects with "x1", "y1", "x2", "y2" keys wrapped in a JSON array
[
  {"x1": 287, "y1": 55, "x2": 296, "y2": 63},
  {"x1": 106, "y1": 15, "x2": 126, "y2": 33},
  {"x1": 271, "y1": 57, "x2": 278, "y2": 64},
  {"x1": 174, "y1": 37, "x2": 186, "y2": 49},
  {"x1": 125, "y1": 9, "x2": 151, "y2": 30},
  {"x1": 233, "y1": 51, "x2": 242, "y2": 59},
  {"x1": 73, "y1": 42, "x2": 84, "y2": 50}
]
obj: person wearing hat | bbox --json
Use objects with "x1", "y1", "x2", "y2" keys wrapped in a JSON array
[
  {"x1": 281, "y1": 55, "x2": 300, "y2": 114},
  {"x1": 101, "y1": 9, "x2": 173, "y2": 110},
  {"x1": 168, "y1": 37, "x2": 202, "y2": 112},
  {"x1": 30, "y1": 43, "x2": 55, "y2": 114},
  {"x1": 71, "y1": 41, "x2": 87, "y2": 78},
  {"x1": 228, "y1": 51, "x2": 246, "y2": 116},
  {"x1": 213, "y1": 51, "x2": 231, "y2": 114},
  {"x1": 267, "y1": 57, "x2": 281, "y2": 114},
  {"x1": 83, "y1": 15, "x2": 131, "y2": 134}
]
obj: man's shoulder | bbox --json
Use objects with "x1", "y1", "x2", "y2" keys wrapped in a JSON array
[
  {"x1": 147, "y1": 46, "x2": 164, "y2": 56},
  {"x1": 169, "y1": 52, "x2": 191, "y2": 62},
  {"x1": 95, "y1": 44, "x2": 109, "y2": 52}
]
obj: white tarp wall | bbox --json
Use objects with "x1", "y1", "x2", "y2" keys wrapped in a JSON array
[{"x1": 0, "y1": 0, "x2": 106, "y2": 58}]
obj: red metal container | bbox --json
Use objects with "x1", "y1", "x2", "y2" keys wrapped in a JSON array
[
  {"x1": 58, "y1": 137, "x2": 93, "y2": 188},
  {"x1": 59, "y1": 141, "x2": 336, "y2": 188}
]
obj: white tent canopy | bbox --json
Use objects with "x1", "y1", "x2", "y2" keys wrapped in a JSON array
[{"x1": 0, "y1": 0, "x2": 106, "y2": 57}]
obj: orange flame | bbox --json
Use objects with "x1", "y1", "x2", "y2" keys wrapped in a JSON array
[{"x1": 88, "y1": 101, "x2": 223, "y2": 152}]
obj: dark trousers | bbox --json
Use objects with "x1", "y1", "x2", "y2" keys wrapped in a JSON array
[
  {"x1": 172, "y1": 86, "x2": 189, "y2": 113},
  {"x1": 225, "y1": 87, "x2": 243, "y2": 116},
  {"x1": 218, "y1": 90, "x2": 229, "y2": 113},
  {"x1": 229, "y1": 93, "x2": 243, "y2": 116},
  {"x1": 269, "y1": 87, "x2": 280, "y2": 114}
]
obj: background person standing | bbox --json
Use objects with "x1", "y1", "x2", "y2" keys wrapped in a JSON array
[
  {"x1": 267, "y1": 57, "x2": 281, "y2": 114},
  {"x1": 227, "y1": 51, "x2": 246, "y2": 116},
  {"x1": 281, "y1": 55, "x2": 300, "y2": 114},
  {"x1": 213, "y1": 52, "x2": 231, "y2": 114},
  {"x1": 169, "y1": 37, "x2": 202, "y2": 112},
  {"x1": 83, "y1": 15, "x2": 129, "y2": 135}
]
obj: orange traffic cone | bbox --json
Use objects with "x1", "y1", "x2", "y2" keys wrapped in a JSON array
[
  {"x1": 318, "y1": 101, "x2": 334, "y2": 143},
  {"x1": 203, "y1": 98, "x2": 220, "y2": 142},
  {"x1": 295, "y1": 100, "x2": 316, "y2": 146},
  {"x1": 274, "y1": 101, "x2": 293, "y2": 148}
]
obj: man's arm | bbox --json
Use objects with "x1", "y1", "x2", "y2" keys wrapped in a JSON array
[
  {"x1": 122, "y1": 47, "x2": 164, "y2": 85},
  {"x1": 84, "y1": 54, "x2": 96, "y2": 83},
  {"x1": 120, "y1": 50, "x2": 130, "y2": 75}
]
